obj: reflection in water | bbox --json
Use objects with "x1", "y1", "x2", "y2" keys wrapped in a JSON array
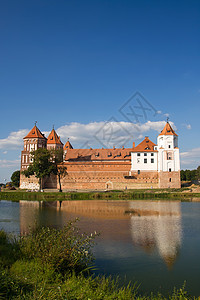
[
  {"x1": 20, "y1": 201, "x2": 41, "y2": 234},
  {"x1": 129, "y1": 201, "x2": 182, "y2": 268},
  {"x1": 19, "y1": 200, "x2": 182, "y2": 268}
]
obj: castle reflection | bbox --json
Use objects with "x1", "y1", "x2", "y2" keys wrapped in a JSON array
[
  {"x1": 19, "y1": 200, "x2": 182, "y2": 268},
  {"x1": 129, "y1": 201, "x2": 182, "y2": 268}
]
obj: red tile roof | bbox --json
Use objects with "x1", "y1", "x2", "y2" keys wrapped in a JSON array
[
  {"x1": 131, "y1": 136, "x2": 156, "y2": 152},
  {"x1": 24, "y1": 125, "x2": 47, "y2": 139},
  {"x1": 64, "y1": 147, "x2": 133, "y2": 161},
  {"x1": 47, "y1": 129, "x2": 63, "y2": 145},
  {"x1": 159, "y1": 122, "x2": 178, "y2": 136}
]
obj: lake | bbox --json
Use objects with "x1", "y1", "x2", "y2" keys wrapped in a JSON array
[{"x1": 0, "y1": 199, "x2": 200, "y2": 296}]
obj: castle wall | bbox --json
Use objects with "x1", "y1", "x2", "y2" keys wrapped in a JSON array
[
  {"x1": 60, "y1": 162, "x2": 159, "y2": 190},
  {"x1": 43, "y1": 173, "x2": 58, "y2": 189},
  {"x1": 159, "y1": 171, "x2": 181, "y2": 188},
  {"x1": 20, "y1": 173, "x2": 40, "y2": 190}
]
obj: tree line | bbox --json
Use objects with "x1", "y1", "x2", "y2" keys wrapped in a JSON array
[{"x1": 180, "y1": 166, "x2": 200, "y2": 182}]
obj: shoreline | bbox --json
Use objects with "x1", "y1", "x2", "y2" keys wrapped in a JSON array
[{"x1": 1, "y1": 189, "x2": 200, "y2": 201}]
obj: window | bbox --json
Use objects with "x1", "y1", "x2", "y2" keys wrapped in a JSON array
[
  {"x1": 137, "y1": 158, "x2": 140, "y2": 163},
  {"x1": 169, "y1": 178, "x2": 172, "y2": 182},
  {"x1": 151, "y1": 158, "x2": 154, "y2": 163},
  {"x1": 169, "y1": 168, "x2": 171, "y2": 172},
  {"x1": 144, "y1": 158, "x2": 147, "y2": 163},
  {"x1": 138, "y1": 170, "x2": 140, "y2": 174},
  {"x1": 151, "y1": 153, "x2": 154, "y2": 156},
  {"x1": 168, "y1": 145, "x2": 171, "y2": 148},
  {"x1": 144, "y1": 153, "x2": 147, "y2": 156},
  {"x1": 167, "y1": 152, "x2": 172, "y2": 160},
  {"x1": 137, "y1": 153, "x2": 140, "y2": 156}
]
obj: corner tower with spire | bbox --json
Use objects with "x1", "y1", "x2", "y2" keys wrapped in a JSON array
[
  {"x1": 20, "y1": 123, "x2": 64, "y2": 190},
  {"x1": 157, "y1": 121, "x2": 180, "y2": 188},
  {"x1": 47, "y1": 127, "x2": 63, "y2": 150},
  {"x1": 21, "y1": 124, "x2": 47, "y2": 171}
]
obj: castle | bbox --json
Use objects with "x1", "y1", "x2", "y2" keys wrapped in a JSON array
[{"x1": 20, "y1": 121, "x2": 181, "y2": 190}]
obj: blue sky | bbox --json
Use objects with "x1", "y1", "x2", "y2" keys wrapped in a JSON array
[{"x1": 0, "y1": 0, "x2": 200, "y2": 182}]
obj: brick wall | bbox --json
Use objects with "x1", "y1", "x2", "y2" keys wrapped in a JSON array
[
  {"x1": 43, "y1": 173, "x2": 58, "y2": 189},
  {"x1": 60, "y1": 162, "x2": 159, "y2": 190},
  {"x1": 20, "y1": 161, "x2": 181, "y2": 191},
  {"x1": 20, "y1": 173, "x2": 40, "y2": 190},
  {"x1": 159, "y1": 171, "x2": 181, "y2": 188}
]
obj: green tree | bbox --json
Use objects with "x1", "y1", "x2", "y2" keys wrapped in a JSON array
[
  {"x1": 191, "y1": 169, "x2": 197, "y2": 181},
  {"x1": 181, "y1": 169, "x2": 198, "y2": 182},
  {"x1": 197, "y1": 166, "x2": 200, "y2": 180},
  {"x1": 11, "y1": 170, "x2": 20, "y2": 187},
  {"x1": 180, "y1": 170, "x2": 186, "y2": 181},
  {"x1": 50, "y1": 148, "x2": 67, "y2": 192},
  {"x1": 23, "y1": 148, "x2": 55, "y2": 191}
]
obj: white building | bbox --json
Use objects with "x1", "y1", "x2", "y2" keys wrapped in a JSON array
[{"x1": 131, "y1": 122, "x2": 180, "y2": 188}]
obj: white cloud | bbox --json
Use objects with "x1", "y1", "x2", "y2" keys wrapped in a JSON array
[
  {"x1": 0, "y1": 120, "x2": 174, "y2": 151},
  {"x1": 0, "y1": 129, "x2": 29, "y2": 150},
  {"x1": 3, "y1": 151, "x2": 7, "y2": 154},
  {"x1": 0, "y1": 159, "x2": 20, "y2": 168},
  {"x1": 57, "y1": 120, "x2": 170, "y2": 148},
  {"x1": 180, "y1": 147, "x2": 200, "y2": 169}
]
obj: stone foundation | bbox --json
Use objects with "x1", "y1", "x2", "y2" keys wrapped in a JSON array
[
  {"x1": 20, "y1": 174, "x2": 40, "y2": 191},
  {"x1": 159, "y1": 171, "x2": 181, "y2": 188}
]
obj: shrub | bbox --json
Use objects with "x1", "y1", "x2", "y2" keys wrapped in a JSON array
[{"x1": 19, "y1": 220, "x2": 98, "y2": 275}]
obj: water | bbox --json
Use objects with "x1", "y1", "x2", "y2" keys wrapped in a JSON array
[{"x1": 0, "y1": 199, "x2": 200, "y2": 296}]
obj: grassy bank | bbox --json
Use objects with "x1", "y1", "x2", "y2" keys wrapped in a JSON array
[
  {"x1": 0, "y1": 188, "x2": 200, "y2": 201},
  {"x1": 0, "y1": 225, "x2": 197, "y2": 299}
]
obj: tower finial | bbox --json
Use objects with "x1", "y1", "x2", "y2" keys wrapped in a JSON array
[
  {"x1": 35, "y1": 121, "x2": 37, "y2": 126},
  {"x1": 53, "y1": 124, "x2": 54, "y2": 129},
  {"x1": 167, "y1": 117, "x2": 169, "y2": 123}
]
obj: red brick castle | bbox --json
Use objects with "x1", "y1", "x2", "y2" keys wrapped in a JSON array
[{"x1": 20, "y1": 122, "x2": 181, "y2": 190}]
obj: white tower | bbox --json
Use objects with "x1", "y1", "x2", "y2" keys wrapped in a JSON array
[{"x1": 157, "y1": 121, "x2": 180, "y2": 188}]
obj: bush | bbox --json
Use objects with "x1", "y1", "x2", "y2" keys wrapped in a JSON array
[{"x1": 19, "y1": 220, "x2": 97, "y2": 275}]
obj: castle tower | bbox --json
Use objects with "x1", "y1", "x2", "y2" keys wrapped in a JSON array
[
  {"x1": 47, "y1": 128, "x2": 63, "y2": 150},
  {"x1": 63, "y1": 140, "x2": 73, "y2": 158},
  {"x1": 21, "y1": 124, "x2": 47, "y2": 170},
  {"x1": 157, "y1": 121, "x2": 180, "y2": 188},
  {"x1": 20, "y1": 124, "x2": 47, "y2": 190}
]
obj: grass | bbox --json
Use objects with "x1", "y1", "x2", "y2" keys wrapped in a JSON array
[
  {"x1": 0, "y1": 225, "x2": 198, "y2": 299},
  {"x1": 0, "y1": 187, "x2": 200, "y2": 202}
]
